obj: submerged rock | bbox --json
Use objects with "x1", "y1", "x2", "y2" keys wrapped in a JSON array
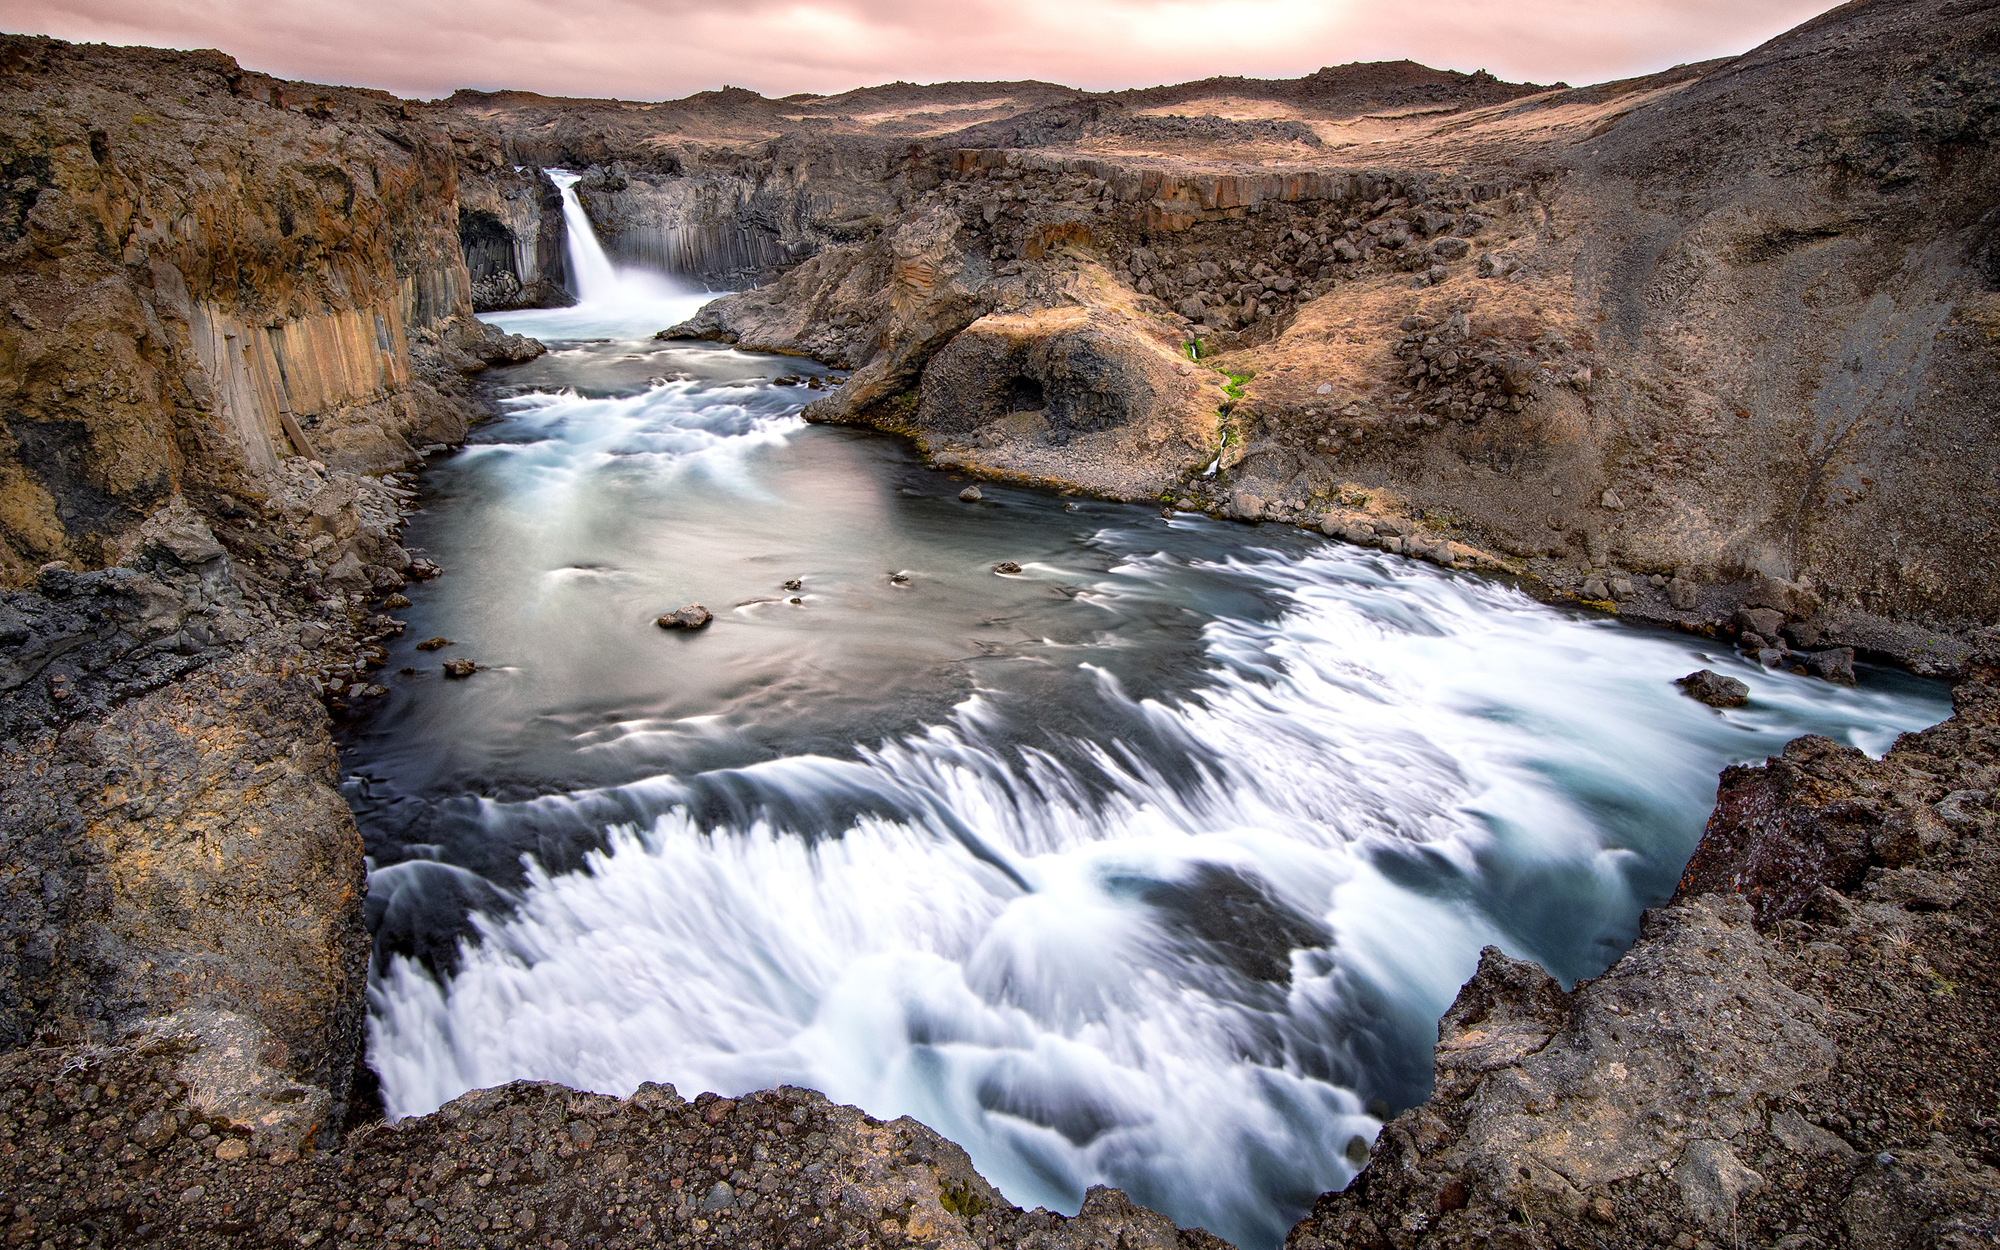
[
  {"x1": 656, "y1": 604, "x2": 714, "y2": 630},
  {"x1": 1677, "y1": 669, "x2": 1751, "y2": 706},
  {"x1": 414, "y1": 636, "x2": 451, "y2": 651},
  {"x1": 994, "y1": 561, "x2": 1023, "y2": 574}
]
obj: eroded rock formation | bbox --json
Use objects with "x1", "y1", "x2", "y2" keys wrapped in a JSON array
[
  {"x1": 1, "y1": 2, "x2": 1998, "y2": 1248},
  {"x1": 0, "y1": 33, "x2": 541, "y2": 1153}
]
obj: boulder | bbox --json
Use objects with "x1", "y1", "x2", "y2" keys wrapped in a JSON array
[
  {"x1": 656, "y1": 604, "x2": 713, "y2": 630},
  {"x1": 1732, "y1": 606, "x2": 1787, "y2": 639},
  {"x1": 1801, "y1": 646, "x2": 1857, "y2": 684},
  {"x1": 959, "y1": 485, "x2": 983, "y2": 501},
  {"x1": 441, "y1": 658, "x2": 477, "y2": 678},
  {"x1": 1432, "y1": 236, "x2": 1472, "y2": 260},
  {"x1": 1678, "y1": 669, "x2": 1751, "y2": 707}
]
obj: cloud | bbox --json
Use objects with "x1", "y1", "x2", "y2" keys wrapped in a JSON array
[{"x1": 0, "y1": 0, "x2": 1841, "y2": 101}]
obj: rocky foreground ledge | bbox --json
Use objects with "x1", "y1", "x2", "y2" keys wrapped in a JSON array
[{"x1": 3, "y1": 648, "x2": 1994, "y2": 1249}]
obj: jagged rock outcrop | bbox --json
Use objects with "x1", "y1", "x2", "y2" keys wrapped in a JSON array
[
  {"x1": 0, "y1": 35, "x2": 503, "y2": 581},
  {"x1": 1288, "y1": 638, "x2": 2000, "y2": 1249},
  {"x1": 0, "y1": 1065, "x2": 1230, "y2": 1250}
]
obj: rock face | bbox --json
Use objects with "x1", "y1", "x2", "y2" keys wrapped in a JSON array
[
  {"x1": 1289, "y1": 640, "x2": 2000, "y2": 1249},
  {"x1": 0, "y1": 35, "x2": 536, "y2": 1157},
  {"x1": 0, "y1": 36, "x2": 501, "y2": 580},
  {"x1": 456, "y1": 164, "x2": 572, "y2": 310},
  {"x1": 2, "y1": 9, "x2": 1998, "y2": 1250}
]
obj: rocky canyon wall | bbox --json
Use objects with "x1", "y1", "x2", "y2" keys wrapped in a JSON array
[
  {"x1": 0, "y1": 5, "x2": 1995, "y2": 1248},
  {"x1": 663, "y1": 0, "x2": 2000, "y2": 669},
  {"x1": 0, "y1": 34, "x2": 539, "y2": 1152},
  {"x1": 456, "y1": 163, "x2": 571, "y2": 310},
  {"x1": 0, "y1": 36, "x2": 485, "y2": 581}
]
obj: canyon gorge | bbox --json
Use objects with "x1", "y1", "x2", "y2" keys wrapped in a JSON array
[{"x1": 1, "y1": 0, "x2": 1997, "y2": 1247}]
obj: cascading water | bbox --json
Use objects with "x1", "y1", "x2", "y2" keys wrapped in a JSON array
[
  {"x1": 549, "y1": 169, "x2": 690, "y2": 314},
  {"x1": 343, "y1": 207, "x2": 1951, "y2": 1250}
]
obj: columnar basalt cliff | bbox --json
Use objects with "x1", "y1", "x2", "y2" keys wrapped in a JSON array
[
  {"x1": 1, "y1": 1, "x2": 1998, "y2": 1248},
  {"x1": 0, "y1": 33, "x2": 538, "y2": 1156}
]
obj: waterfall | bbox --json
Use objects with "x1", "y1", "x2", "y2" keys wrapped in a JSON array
[{"x1": 546, "y1": 169, "x2": 687, "y2": 309}]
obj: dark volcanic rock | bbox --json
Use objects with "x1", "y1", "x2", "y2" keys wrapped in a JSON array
[
  {"x1": 1676, "y1": 668, "x2": 1750, "y2": 707},
  {"x1": 1289, "y1": 644, "x2": 2000, "y2": 1250},
  {"x1": 656, "y1": 604, "x2": 714, "y2": 629},
  {"x1": 0, "y1": 1061, "x2": 1229, "y2": 1250}
]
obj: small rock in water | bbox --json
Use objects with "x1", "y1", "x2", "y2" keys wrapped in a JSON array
[
  {"x1": 959, "y1": 485, "x2": 983, "y2": 502},
  {"x1": 656, "y1": 604, "x2": 713, "y2": 630},
  {"x1": 788, "y1": 597, "x2": 802, "y2": 605},
  {"x1": 1801, "y1": 645, "x2": 1857, "y2": 684},
  {"x1": 782, "y1": 578, "x2": 802, "y2": 591},
  {"x1": 1676, "y1": 669, "x2": 1749, "y2": 707},
  {"x1": 406, "y1": 558, "x2": 442, "y2": 581},
  {"x1": 415, "y1": 637, "x2": 451, "y2": 651},
  {"x1": 994, "y1": 562, "x2": 1022, "y2": 574},
  {"x1": 888, "y1": 572, "x2": 911, "y2": 586},
  {"x1": 381, "y1": 593, "x2": 413, "y2": 609},
  {"x1": 441, "y1": 658, "x2": 477, "y2": 678}
]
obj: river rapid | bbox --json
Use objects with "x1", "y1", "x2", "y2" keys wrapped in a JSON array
[{"x1": 340, "y1": 186, "x2": 1950, "y2": 1250}]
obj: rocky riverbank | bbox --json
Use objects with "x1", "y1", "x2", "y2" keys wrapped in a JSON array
[
  {"x1": 2, "y1": 644, "x2": 1993, "y2": 1249},
  {"x1": 2, "y1": 3, "x2": 1998, "y2": 1249}
]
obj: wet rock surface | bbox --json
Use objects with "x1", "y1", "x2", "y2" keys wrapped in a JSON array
[
  {"x1": 655, "y1": 604, "x2": 713, "y2": 630},
  {"x1": 1675, "y1": 669, "x2": 1749, "y2": 708}
]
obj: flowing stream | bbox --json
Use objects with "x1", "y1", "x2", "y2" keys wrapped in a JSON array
[{"x1": 343, "y1": 195, "x2": 1950, "y2": 1250}]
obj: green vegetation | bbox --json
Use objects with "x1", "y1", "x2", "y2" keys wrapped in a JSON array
[{"x1": 939, "y1": 1179, "x2": 986, "y2": 1219}]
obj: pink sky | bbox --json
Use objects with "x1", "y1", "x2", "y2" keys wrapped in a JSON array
[{"x1": 1, "y1": 0, "x2": 1844, "y2": 101}]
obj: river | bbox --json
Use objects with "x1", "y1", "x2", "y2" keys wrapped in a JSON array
[{"x1": 338, "y1": 179, "x2": 1950, "y2": 1250}]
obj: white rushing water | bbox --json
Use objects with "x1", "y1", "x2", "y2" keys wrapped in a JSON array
[
  {"x1": 545, "y1": 169, "x2": 699, "y2": 326},
  {"x1": 354, "y1": 206, "x2": 1951, "y2": 1250}
]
